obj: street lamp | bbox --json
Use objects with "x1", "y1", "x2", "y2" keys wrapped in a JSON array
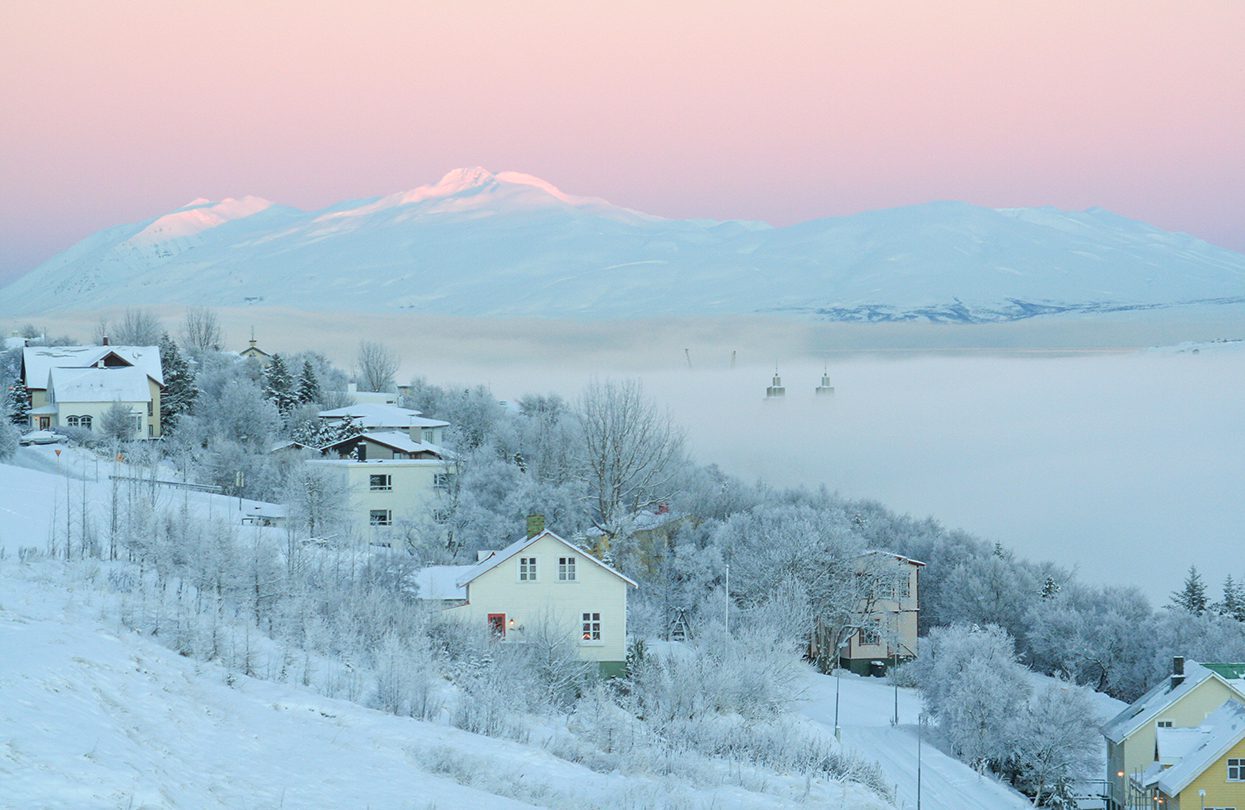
[
  {"x1": 1200, "y1": 788, "x2": 1207, "y2": 810},
  {"x1": 833, "y1": 630, "x2": 858, "y2": 740},
  {"x1": 917, "y1": 713, "x2": 927, "y2": 810}
]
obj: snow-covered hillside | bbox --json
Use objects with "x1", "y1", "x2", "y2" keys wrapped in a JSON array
[{"x1": 3, "y1": 168, "x2": 1243, "y2": 321}]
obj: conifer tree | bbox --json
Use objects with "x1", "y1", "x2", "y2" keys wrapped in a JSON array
[
  {"x1": 263, "y1": 354, "x2": 297, "y2": 415},
  {"x1": 5, "y1": 381, "x2": 30, "y2": 426},
  {"x1": 158, "y1": 332, "x2": 196, "y2": 433},
  {"x1": 1040, "y1": 576, "x2": 1060, "y2": 600},
  {"x1": 1169, "y1": 566, "x2": 1208, "y2": 616},
  {"x1": 1214, "y1": 575, "x2": 1245, "y2": 623},
  {"x1": 297, "y1": 359, "x2": 322, "y2": 405}
]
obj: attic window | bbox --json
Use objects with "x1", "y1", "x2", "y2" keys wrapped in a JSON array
[
  {"x1": 558, "y1": 557, "x2": 577, "y2": 581},
  {"x1": 519, "y1": 557, "x2": 537, "y2": 582},
  {"x1": 1156, "y1": 720, "x2": 1173, "y2": 728},
  {"x1": 1229, "y1": 757, "x2": 1245, "y2": 781}
]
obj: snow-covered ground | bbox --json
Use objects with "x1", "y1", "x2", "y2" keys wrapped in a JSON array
[{"x1": 0, "y1": 454, "x2": 893, "y2": 808}]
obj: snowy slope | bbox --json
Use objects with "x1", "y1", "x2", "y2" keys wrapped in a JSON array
[{"x1": 3, "y1": 168, "x2": 1243, "y2": 321}]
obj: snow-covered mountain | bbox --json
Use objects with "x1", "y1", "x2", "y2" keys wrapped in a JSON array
[{"x1": 4, "y1": 167, "x2": 1243, "y2": 321}]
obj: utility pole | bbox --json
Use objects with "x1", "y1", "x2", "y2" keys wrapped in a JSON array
[{"x1": 724, "y1": 563, "x2": 730, "y2": 634}]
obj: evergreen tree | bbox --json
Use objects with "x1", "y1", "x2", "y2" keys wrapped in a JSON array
[
  {"x1": 1169, "y1": 566, "x2": 1208, "y2": 616},
  {"x1": 5, "y1": 381, "x2": 31, "y2": 426},
  {"x1": 297, "y1": 359, "x2": 322, "y2": 405},
  {"x1": 262, "y1": 354, "x2": 297, "y2": 415},
  {"x1": 1214, "y1": 575, "x2": 1245, "y2": 623},
  {"x1": 158, "y1": 332, "x2": 197, "y2": 433}
]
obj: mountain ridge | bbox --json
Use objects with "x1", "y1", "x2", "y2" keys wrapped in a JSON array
[{"x1": 3, "y1": 168, "x2": 1243, "y2": 321}]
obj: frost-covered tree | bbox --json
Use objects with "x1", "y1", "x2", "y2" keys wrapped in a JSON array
[
  {"x1": 110, "y1": 308, "x2": 163, "y2": 345},
  {"x1": 0, "y1": 420, "x2": 17, "y2": 459},
  {"x1": 3, "y1": 380, "x2": 29, "y2": 426},
  {"x1": 917, "y1": 624, "x2": 1030, "y2": 772},
  {"x1": 158, "y1": 332, "x2": 196, "y2": 433},
  {"x1": 1170, "y1": 565, "x2": 1208, "y2": 616},
  {"x1": 356, "y1": 340, "x2": 398, "y2": 392},
  {"x1": 262, "y1": 354, "x2": 297, "y2": 416},
  {"x1": 181, "y1": 307, "x2": 224, "y2": 354},
  {"x1": 1007, "y1": 678, "x2": 1102, "y2": 807},
  {"x1": 576, "y1": 379, "x2": 684, "y2": 537},
  {"x1": 283, "y1": 461, "x2": 349, "y2": 540},
  {"x1": 99, "y1": 400, "x2": 137, "y2": 443},
  {"x1": 296, "y1": 359, "x2": 322, "y2": 405},
  {"x1": 1214, "y1": 575, "x2": 1245, "y2": 622}
]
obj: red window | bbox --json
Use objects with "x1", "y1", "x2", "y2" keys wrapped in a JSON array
[{"x1": 487, "y1": 613, "x2": 506, "y2": 638}]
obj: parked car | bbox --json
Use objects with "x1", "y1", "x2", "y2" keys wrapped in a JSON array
[{"x1": 18, "y1": 430, "x2": 65, "y2": 446}]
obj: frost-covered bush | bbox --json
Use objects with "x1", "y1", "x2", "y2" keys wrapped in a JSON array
[{"x1": 0, "y1": 420, "x2": 17, "y2": 460}]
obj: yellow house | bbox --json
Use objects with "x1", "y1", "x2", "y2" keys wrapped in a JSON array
[
  {"x1": 1137, "y1": 701, "x2": 1245, "y2": 810},
  {"x1": 22, "y1": 344, "x2": 164, "y2": 437},
  {"x1": 1102, "y1": 659, "x2": 1245, "y2": 810},
  {"x1": 839, "y1": 551, "x2": 924, "y2": 675},
  {"x1": 415, "y1": 528, "x2": 638, "y2": 677}
]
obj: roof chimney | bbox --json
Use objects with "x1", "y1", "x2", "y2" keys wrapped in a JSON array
[
  {"x1": 1171, "y1": 656, "x2": 1186, "y2": 690},
  {"x1": 102, "y1": 335, "x2": 110, "y2": 346},
  {"x1": 526, "y1": 514, "x2": 545, "y2": 538}
]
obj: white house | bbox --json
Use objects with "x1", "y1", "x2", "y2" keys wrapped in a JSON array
[
  {"x1": 21, "y1": 344, "x2": 164, "y2": 437},
  {"x1": 415, "y1": 527, "x2": 638, "y2": 677},
  {"x1": 318, "y1": 403, "x2": 449, "y2": 446}
]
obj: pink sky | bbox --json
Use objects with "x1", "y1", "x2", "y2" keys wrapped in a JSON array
[{"x1": 1, "y1": 1, "x2": 1242, "y2": 279}]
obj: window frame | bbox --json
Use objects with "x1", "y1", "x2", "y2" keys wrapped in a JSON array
[
  {"x1": 1228, "y1": 757, "x2": 1245, "y2": 782},
  {"x1": 518, "y1": 556, "x2": 537, "y2": 582},
  {"x1": 558, "y1": 556, "x2": 577, "y2": 582},
  {"x1": 368, "y1": 473, "x2": 393, "y2": 491},
  {"x1": 79, "y1": 415, "x2": 92, "y2": 430},
  {"x1": 368, "y1": 509, "x2": 393, "y2": 526},
  {"x1": 581, "y1": 612, "x2": 601, "y2": 642}
]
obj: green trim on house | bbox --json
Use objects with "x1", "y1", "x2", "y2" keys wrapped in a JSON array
[
  {"x1": 598, "y1": 660, "x2": 627, "y2": 679},
  {"x1": 1203, "y1": 662, "x2": 1245, "y2": 680}
]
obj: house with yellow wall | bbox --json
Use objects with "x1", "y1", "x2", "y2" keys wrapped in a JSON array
[
  {"x1": 21, "y1": 344, "x2": 164, "y2": 437},
  {"x1": 1102, "y1": 659, "x2": 1245, "y2": 810},
  {"x1": 830, "y1": 551, "x2": 924, "y2": 675},
  {"x1": 1131, "y1": 700, "x2": 1245, "y2": 810},
  {"x1": 414, "y1": 525, "x2": 637, "y2": 677}
]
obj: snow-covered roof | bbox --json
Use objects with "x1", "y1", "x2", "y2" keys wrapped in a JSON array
[
  {"x1": 49, "y1": 366, "x2": 152, "y2": 404},
  {"x1": 1155, "y1": 726, "x2": 1212, "y2": 765},
  {"x1": 355, "y1": 431, "x2": 447, "y2": 457},
  {"x1": 316, "y1": 403, "x2": 449, "y2": 429},
  {"x1": 456, "y1": 530, "x2": 638, "y2": 589},
  {"x1": 412, "y1": 565, "x2": 473, "y2": 601},
  {"x1": 24, "y1": 345, "x2": 164, "y2": 388},
  {"x1": 1156, "y1": 701, "x2": 1245, "y2": 796},
  {"x1": 1101, "y1": 660, "x2": 1245, "y2": 743},
  {"x1": 4, "y1": 336, "x2": 27, "y2": 350},
  {"x1": 861, "y1": 550, "x2": 927, "y2": 567}
]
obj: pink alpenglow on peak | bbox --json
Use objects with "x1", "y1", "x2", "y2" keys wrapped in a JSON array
[{"x1": 124, "y1": 196, "x2": 274, "y2": 249}]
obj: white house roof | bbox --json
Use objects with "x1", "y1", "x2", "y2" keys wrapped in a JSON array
[
  {"x1": 317, "y1": 403, "x2": 447, "y2": 429},
  {"x1": 412, "y1": 565, "x2": 473, "y2": 600},
  {"x1": 861, "y1": 549, "x2": 927, "y2": 567},
  {"x1": 49, "y1": 366, "x2": 152, "y2": 404},
  {"x1": 456, "y1": 530, "x2": 638, "y2": 589},
  {"x1": 356, "y1": 431, "x2": 448, "y2": 457},
  {"x1": 24, "y1": 345, "x2": 164, "y2": 387},
  {"x1": 1101, "y1": 660, "x2": 1245, "y2": 743},
  {"x1": 1156, "y1": 726, "x2": 1212, "y2": 765},
  {"x1": 1156, "y1": 701, "x2": 1245, "y2": 796}
]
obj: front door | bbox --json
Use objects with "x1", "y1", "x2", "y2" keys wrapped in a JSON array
[
  {"x1": 487, "y1": 613, "x2": 506, "y2": 638},
  {"x1": 38, "y1": 416, "x2": 50, "y2": 430}
]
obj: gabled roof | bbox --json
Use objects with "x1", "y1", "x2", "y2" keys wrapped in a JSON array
[
  {"x1": 861, "y1": 549, "x2": 927, "y2": 567},
  {"x1": 1156, "y1": 701, "x2": 1245, "y2": 796},
  {"x1": 317, "y1": 403, "x2": 450, "y2": 429},
  {"x1": 49, "y1": 366, "x2": 152, "y2": 403},
  {"x1": 456, "y1": 530, "x2": 638, "y2": 589},
  {"x1": 24, "y1": 345, "x2": 164, "y2": 387},
  {"x1": 319, "y1": 430, "x2": 449, "y2": 459},
  {"x1": 1101, "y1": 660, "x2": 1245, "y2": 743}
]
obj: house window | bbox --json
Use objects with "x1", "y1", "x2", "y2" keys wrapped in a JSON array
[
  {"x1": 39, "y1": 416, "x2": 50, "y2": 429},
  {"x1": 518, "y1": 557, "x2": 537, "y2": 581},
  {"x1": 369, "y1": 474, "x2": 392, "y2": 491},
  {"x1": 147, "y1": 401, "x2": 153, "y2": 417},
  {"x1": 898, "y1": 573, "x2": 911, "y2": 599},
  {"x1": 1228, "y1": 758, "x2": 1245, "y2": 781},
  {"x1": 369, "y1": 509, "x2": 392, "y2": 526},
  {"x1": 487, "y1": 613, "x2": 506, "y2": 638},
  {"x1": 558, "y1": 557, "x2": 577, "y2": 581},
  {"x1": 431, "y1": 508, "x2": 450, "y2": 524},
  {"x1": 581, "y1": 612, "x2": 601, "y2": 641},
  {"x1": 66, "y1": 416, "x2": 79, "y2": 428},
  {"x1": 433, "y1": 472, "x2": 455, "y2": 491},
  {"x1": 1156, "y1": 720, "x2": 1173, "y2": 728},
  {"x1": 132, "y1": 415, "x2": 142, "y2": 436},
  {"x1": 859, "y1": 626, "x2": 881, "y2": 646},
  {"x1": 422, "y1": 428, "x2": 437, "y2": 443},
  {"x1": 79, "y1": 415, "x2": 92, "y2": 430}
]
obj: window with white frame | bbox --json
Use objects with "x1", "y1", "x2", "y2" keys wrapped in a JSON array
[
  {"x1": 581, "y1": 612, "x2": 601, "y2": 641},
  {"x1": 859, "y1": 626, "x2": 881, "y2": 646},
  {"x1": 369, "y1": 474, "x2": 392, "y2": 491},
  {"x1": 433, "y1": 472, "x2": 456, "y2": 491},
  {"x1": 558, "y1": 557, "x2": 577, "y2": 581},
  {"x1": 79, "y1": 415, "x2": 92, "y2": 430},
  {"x1": 369, "y1": 509, "x2": 392, "y2": 526},
  {"x1": 66, "y1": 415, "x2": 80, "y2": 428},
  {"x1": 518, "y1": 557, "x2": 537, "y2": 581},
  {"x1": 1229, "y1": 757, "x2": 1245, "y2": 781},
  {"x1": 1156, "y1": 720, "x2": 1173, "y2": 728}
]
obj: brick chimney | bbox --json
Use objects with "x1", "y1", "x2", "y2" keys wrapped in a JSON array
[
  {"x1": 526, "y1": 514, "x2": 545, "y2": 538},
  {"x1": 1171, "y1": 656, "x2": 1185, "y2": 690}
]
